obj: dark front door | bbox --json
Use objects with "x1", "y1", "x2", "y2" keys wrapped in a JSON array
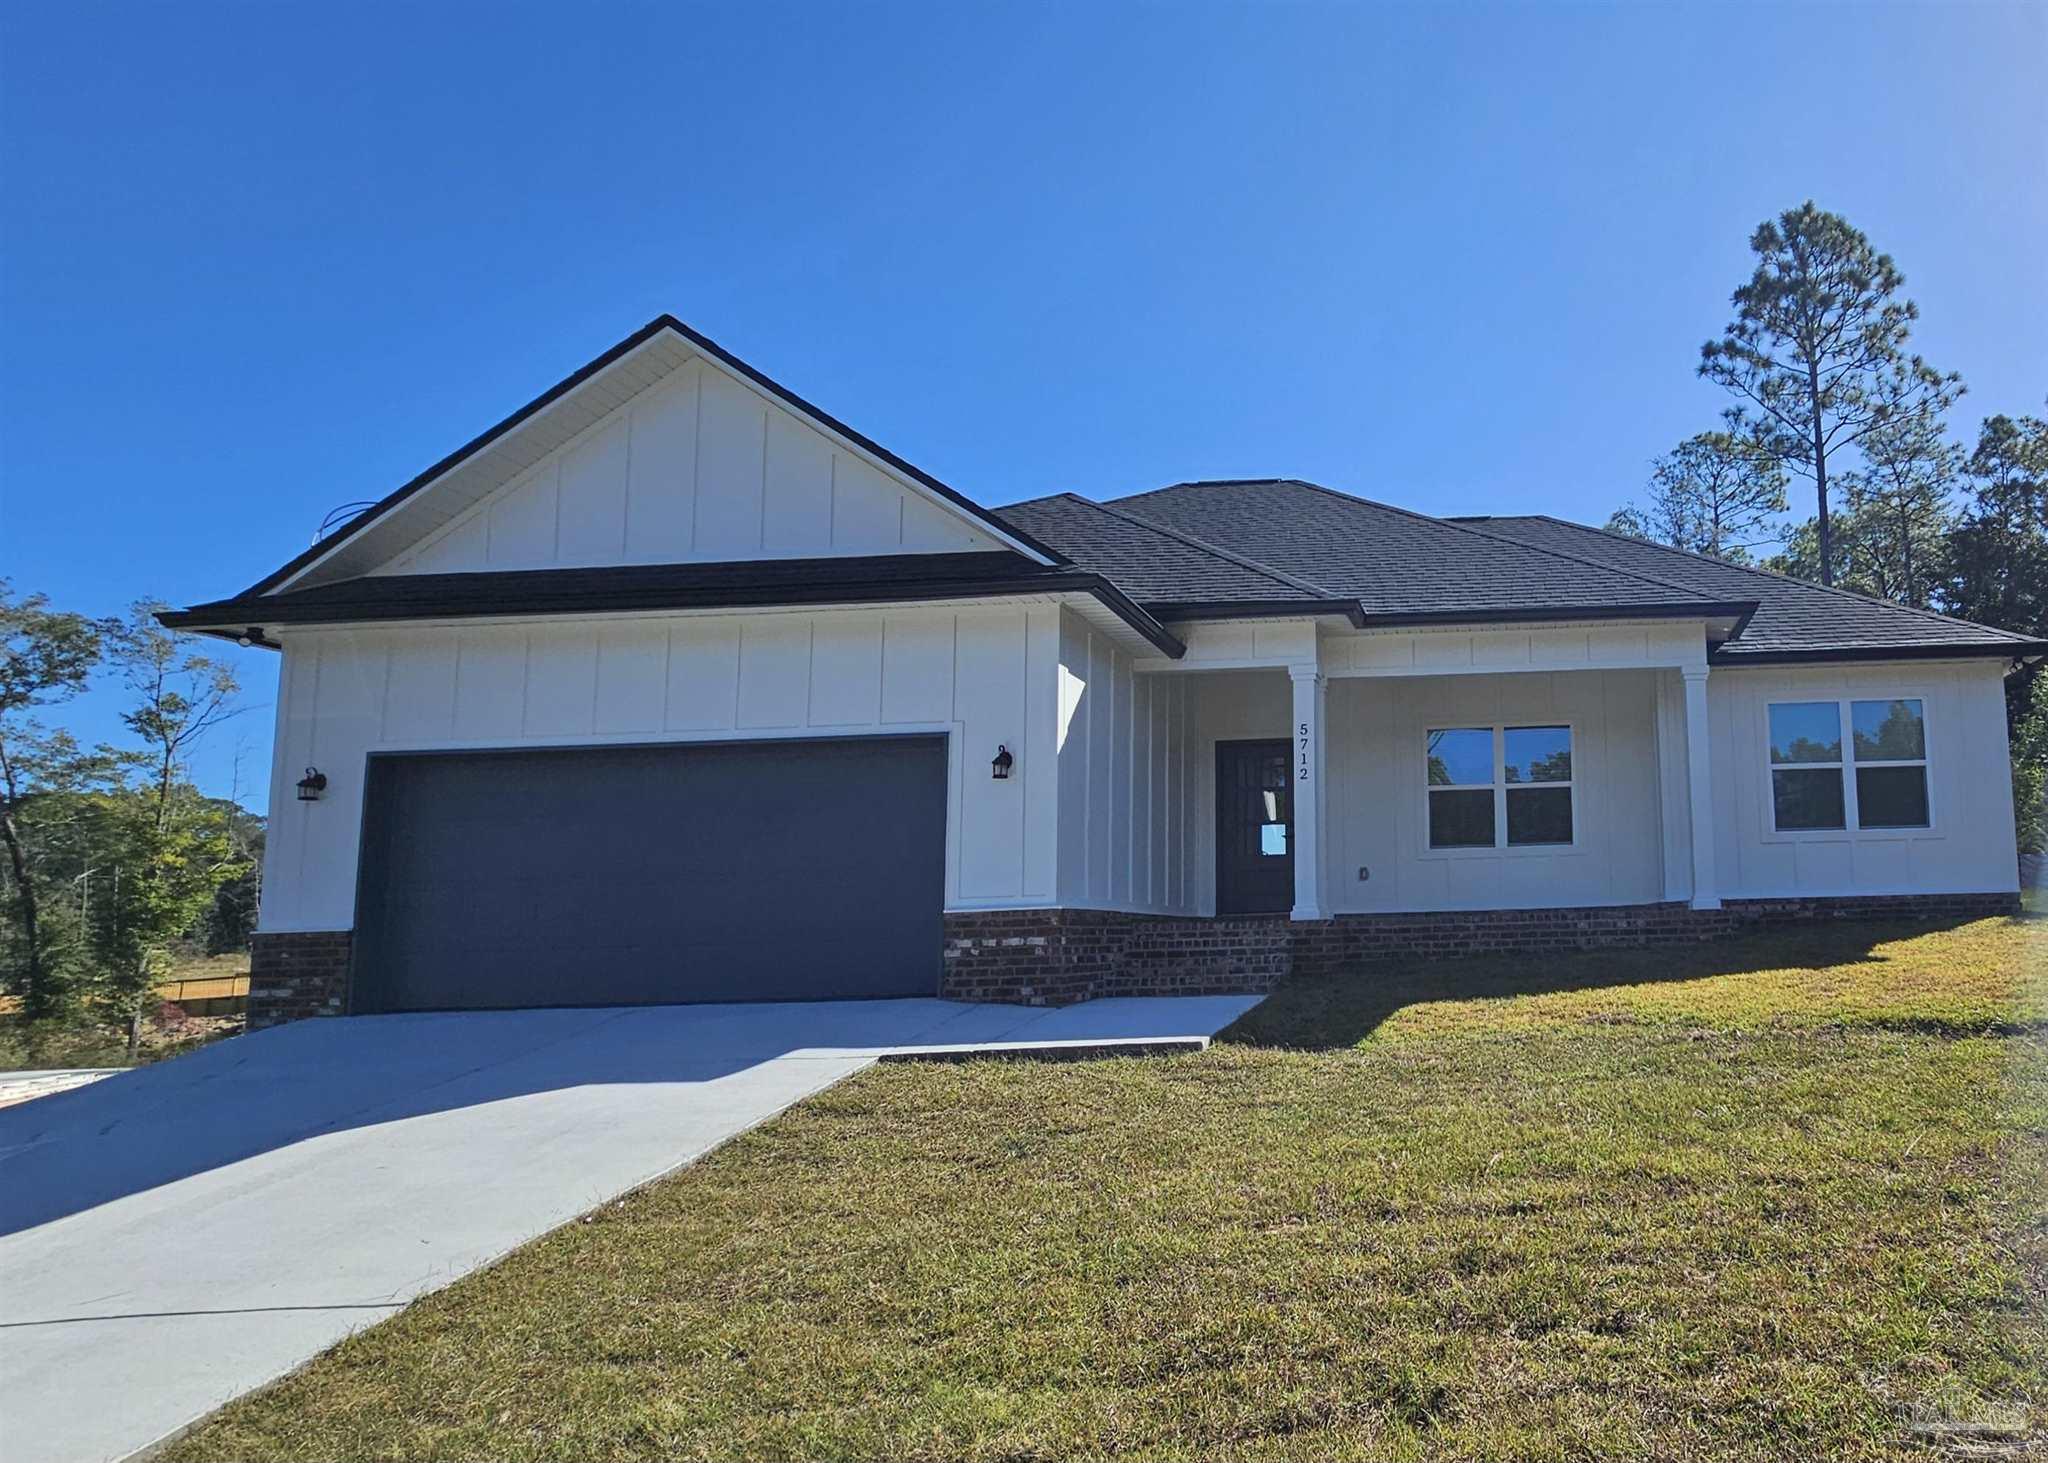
[
  {"x1": 1215, "y1": 738, "x2": 1293, "y2": 915},
  {"x1": 350, "y1": 736, "x2": 948, "y2": 1013}
]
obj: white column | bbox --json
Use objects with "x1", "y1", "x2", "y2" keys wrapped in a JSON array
[
  {"x1": 1681, "y1": 666, "x2": 1719, "y2": 910},
  {"x1": 1654, "y1": 671, "x2": 1692, "y2": 903},
  {"x1": 1289, "y1": 665, "x2": 1327, "y2": 920}
]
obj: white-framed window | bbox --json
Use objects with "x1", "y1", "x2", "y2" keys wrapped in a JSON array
[
  {"x1": 1767, "y1": 697, "x2": 1930, "y2": 833},
  {"x1": 1425, "y1": 724, "x2": 1575, "y2": 850}
]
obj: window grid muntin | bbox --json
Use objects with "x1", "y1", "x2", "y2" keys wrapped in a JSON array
[
  {"x1": 1425, "y1": 723, "x2": 1576, "y2": 850},
  {"x1": 1766, "y1": 696, "x2": 1930, "y2": 834}
]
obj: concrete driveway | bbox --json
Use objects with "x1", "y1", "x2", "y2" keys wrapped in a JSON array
[{"x1": 0, "y1": 994, "x2": 1259, "y2": 1463}]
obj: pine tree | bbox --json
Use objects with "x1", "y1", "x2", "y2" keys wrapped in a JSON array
[{"x1": 1700, "y1": 203, "x2": 1960, "y2": 585}]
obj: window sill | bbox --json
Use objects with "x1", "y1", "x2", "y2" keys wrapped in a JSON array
[
  {"x1": 1760, "y1": 826, "x2": 1941, "y2": 846},
  {"x1": 1418, "y1": 843, "x2": 1587, "y2": 862}
]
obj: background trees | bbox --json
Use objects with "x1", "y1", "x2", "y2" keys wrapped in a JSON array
[
  {"x1": 0, "y1": 591, "x2": 255, "y2": 1049},
  {"x1": 1606, "y1": 412, "x2": 1787, "y2": 562},
  {"x1": 1697, "y1": 203, "x2": 1961, "y2": 587},
  {"x1": 1608, "y1": 205, "x2": 2043, "y2": 854},
  {"x1": 0, "y1": 586, "x2": 108, "y2": 1019}
]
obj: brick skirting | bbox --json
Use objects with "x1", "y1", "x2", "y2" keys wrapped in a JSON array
[
  {"x1": 943, "y1": 892, "x2": 2021, "y2": 1005},
  {"x1": 248, "y1": 892, "x2": 2021, "y2": 1024},
  {"x1": 247, "y1": 931, "x2": 353, "y2": 1030},
  {"x1": 942, "y1": 909, "x2": 1291, "y2": 1005}
]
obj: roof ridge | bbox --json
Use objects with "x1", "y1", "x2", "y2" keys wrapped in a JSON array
[
  {"x1": 1131, "y1": 478, "x2": 1729, "y2": 608},
  {"x1": 1269, "y1": 478, "x2": 1727, "y2": 605},
  {"x1": 1519, "y1": 514, "x2": 2035, "y2": 642},
  {"x1": 1071, "y1": 494, "x2": 1343, "y2": 599}
]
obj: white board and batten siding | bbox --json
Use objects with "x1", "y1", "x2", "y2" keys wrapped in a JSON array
[
  {"x1": 1054, "y1": 610, "x2": 1197, "y2": 915},
  {"x1": 1174, "y1": 667, "x2": 1667, "y2": 916},
  {"x1": 372, "y1": 358, "x2": 1006, "y2": 576},
  {"x1": 257, "y1": 604, "x2": 1063, "y2": 934},
  {"x1": 1708, "y1": 659, "x2": 2020, "y2": 899}
]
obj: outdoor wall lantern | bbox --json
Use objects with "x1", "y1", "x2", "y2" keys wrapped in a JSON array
[
  {"x1": 296, "y1": 767, "x2": 328, "y2": 802},
  {"x1": 991, "y1": 745, "x2": 1014, "y2": 780}
]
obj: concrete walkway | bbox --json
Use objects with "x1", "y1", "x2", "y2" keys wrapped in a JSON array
[{"x1": 0, "y1": 994, "x2": 1259, "y2": 1463}]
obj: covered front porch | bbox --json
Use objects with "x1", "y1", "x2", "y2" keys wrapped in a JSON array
[{"x1": 1140, "y1": 615, "x2": 1723, "y2": 922}]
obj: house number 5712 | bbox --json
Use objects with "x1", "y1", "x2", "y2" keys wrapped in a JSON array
[{"x1": 1298, "y1": 722, "x2": 1310, "y2": 780}]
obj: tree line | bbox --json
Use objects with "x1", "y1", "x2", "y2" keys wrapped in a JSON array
[
  {"x1": 1, "y1": 586, "x2": 257, "y2": 1052},
  {"x1": 1605, "y1": 202, "x2": 2046, "y2": 854}
]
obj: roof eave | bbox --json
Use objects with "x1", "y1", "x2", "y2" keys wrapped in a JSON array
[
  {"x1": 1359, "y1": 601, "x2": 1758, "y2": 630},
  {"x1": 1149, "y1": 598, "x2": 1368, "y2": 628},
  {"x1": 1709, "y1": 641, "x2": 2046, "y2": 666},
  {"x1": 159, "y1": 573, "x2": 1185, "y2": 659}
]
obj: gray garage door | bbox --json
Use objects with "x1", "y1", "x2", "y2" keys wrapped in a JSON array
[{"x1": 350, "y1": 737, "x2": 947, "y2": 1013}]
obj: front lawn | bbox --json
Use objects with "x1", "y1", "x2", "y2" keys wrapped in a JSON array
[{"x1": 171, "y1": 917, "x2": 2045, "y2": 1461}]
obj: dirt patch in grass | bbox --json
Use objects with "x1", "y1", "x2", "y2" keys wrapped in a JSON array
[{"x1": 169, "y1": 917, "x2": 2046, "y2": 1461}]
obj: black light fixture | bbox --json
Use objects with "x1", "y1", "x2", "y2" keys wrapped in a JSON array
[
  {"x1": 991, "y1": 744, "x2": 1014, "y2": 780},
  {"x1": 296, "y1": 767, "x2": 328, "y2": 801}
]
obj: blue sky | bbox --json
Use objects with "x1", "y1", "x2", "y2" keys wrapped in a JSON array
[{"x1": 4, "y1": 1, "x2": 2042, "y2": 810}]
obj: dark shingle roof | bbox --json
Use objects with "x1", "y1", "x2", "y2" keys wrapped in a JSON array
[
  {"x1": 1454, "y1": 515, "x2": 2042, "y2": 662},
  {"x1": 1019, "y1": 477, "x2": 2037, "y2": 662},
  {"x1": 993, "y1": 494, "x2": 1341, "y2": 612},
  {"x1": 1106, "y1": 479, "x2": 1741, "y2": 619}
]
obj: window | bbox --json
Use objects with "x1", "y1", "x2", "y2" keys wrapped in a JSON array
[
  {"x1": 1426, "y1": 724, "x2": 1575, "y2": 850},
  {"x1": 1851, "y1": 698, "x2": 1929, "y2": 828},
  {"x1": 1427, "y1": 728, "x2": 1494, "y2": 847},
  {"x1": 1768, "y1": 702, "x2": 1844, "y2": 830},
  {"x1": 1767, "y1": 697, "x2": 1928, "y2": 832}
]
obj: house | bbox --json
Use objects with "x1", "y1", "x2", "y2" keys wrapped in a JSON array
[{"x1": 162, "y1": 317, "x2": 2042, "y2": 1026}]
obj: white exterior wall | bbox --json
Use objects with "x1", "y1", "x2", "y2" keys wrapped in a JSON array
[
  {"x1": 1054, "y1": 609, "x2": 1196, "y2": 913},
  {"x1": 258, "y1": 603, "x2": 1061, "y2": 933},
  {"x1": 258, "y1": 605, "x2": 2023, "y2": 935},
  {"x1": 1178, "y1": 667, "x2": 1666, "y2": 915},
  {"x1": 371, "y1": 358, "x2": 1005, "y2": 575},
  {"x1": 1707, "y1": 659, "x2": 2020, "y2": 898},
  {"x1": 1325, "y1": 670, "x2": 1666, "y2": 913}
]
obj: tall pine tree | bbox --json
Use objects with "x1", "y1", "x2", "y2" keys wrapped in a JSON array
[{"x1": 1700, "y1": 203, "x2": 1960, "y2": 585}]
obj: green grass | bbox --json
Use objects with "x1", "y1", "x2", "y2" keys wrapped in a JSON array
[{"x1": 170, "y1": 917, "x2": 2047, "y2": 1461}]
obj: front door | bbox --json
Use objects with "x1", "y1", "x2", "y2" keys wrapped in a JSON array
[{"x1": 1215, "y1": 739, "x2": 1294, "y2": 915}]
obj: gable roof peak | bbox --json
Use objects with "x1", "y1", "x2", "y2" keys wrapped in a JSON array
[{"x1": 240, "y1": 314, "x2": 1064, "y2": 598}]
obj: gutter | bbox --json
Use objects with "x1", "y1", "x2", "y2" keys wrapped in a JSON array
[
  {"x1": 1146, "y1": 599, "x2": 1369, "y2": 628},
  {"x1": 1709, "y1": 640, "x2": 2048, "y2": 667},
  {"x1": 156, "y1": 573, "x2": 1187, "y2": 659},
  {"x1": 1358, "y1": 600, "x2": 1758, "y2": 629}
]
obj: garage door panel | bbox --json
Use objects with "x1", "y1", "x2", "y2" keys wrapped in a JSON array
[{"x1": 351, "y1": 737, "x2": 947, "y2": 1012}]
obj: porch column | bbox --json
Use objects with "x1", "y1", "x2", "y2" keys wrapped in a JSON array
[
  {"x1": 1289, "y1": 665, "x2": 1327, "y2": 920},
  {"x1": 1681, "y1": 666, "x2": 1720, "y2": 910}
]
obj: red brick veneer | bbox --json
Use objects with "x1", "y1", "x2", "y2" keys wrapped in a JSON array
[
  {"x1": 247, "y1": 931, "x2": 352, "y2": 1029},
  {"x1": 943, "y1": 892, "x2": 2021, "y2": 1005},
  {"x1": 246, "y1": 893, "x2": 2022, "y2": 1024}
]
